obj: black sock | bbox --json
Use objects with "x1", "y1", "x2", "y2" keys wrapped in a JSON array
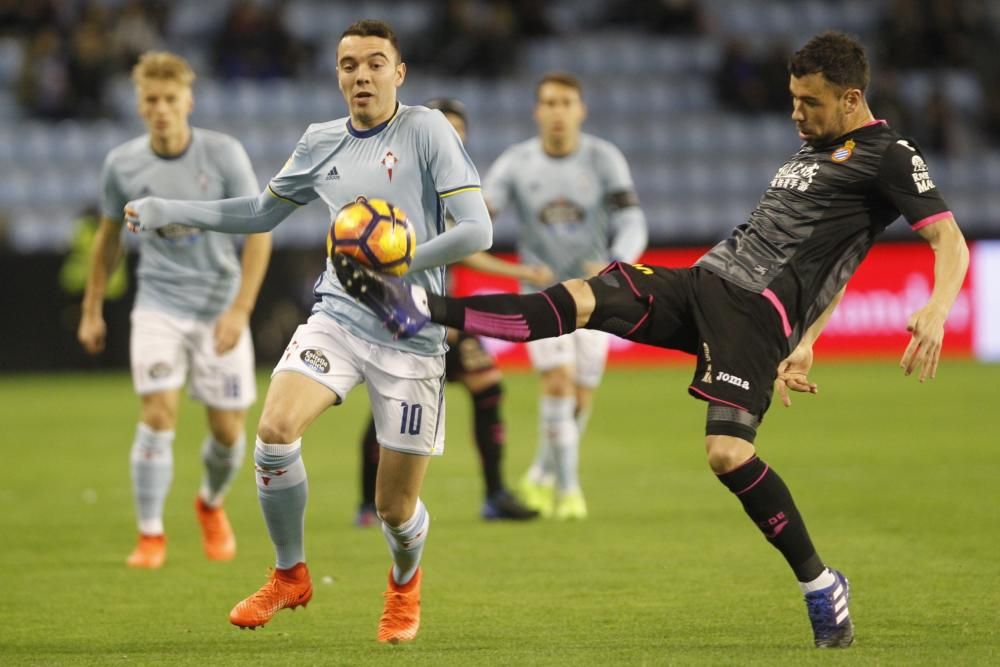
[
  {"x1": 717, "y1": 456, "x2": 824, "y2": 582},
  {"x1": 359, "y1": 416, "x2": 379, "y2": 506},
  {"x1": 471, "y1": 383, "x2": 505, "y2": 497},
  {"x1": 427, "y1": 284, "x2": 577, "y2": 342}
]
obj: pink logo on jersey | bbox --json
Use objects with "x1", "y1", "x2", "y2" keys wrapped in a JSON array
[{"x1": 381, "y1": 151, "x2": 399, "y2": 182}]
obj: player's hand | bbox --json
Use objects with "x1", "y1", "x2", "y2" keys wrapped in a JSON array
[
  {"x1": 776, "y1": 345, "x2": 817, "y2": 407},
  {"x1": 522, "y1": 264, "x2": 555, "y2": 287},
  {"x1": 583, "y1": 261, "x2": 607, "y2": 277},
  {"x1": 78, "y1": 312, "x2": 107, "y2": 355},
  {"x1": 900, "y1": 304, "x2": 948, "y2": 382},
  {"x1": 124, "y1": 197, "x2": 161, "y2": 233},
  {"x1": 214, "y1": 307, "x2": 248, "y2": 355}
]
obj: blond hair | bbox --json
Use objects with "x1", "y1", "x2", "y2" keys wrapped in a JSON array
[{"x1": 131, "y1": 51, "x2": 196, "y2": 87}]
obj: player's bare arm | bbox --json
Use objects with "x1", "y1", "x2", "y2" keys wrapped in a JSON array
[
  {"x1": 78, "y1": 216, "x2": 125, "y2": 355},
  {"x1": 901, "y1": 217, "x2": 969, "y2": 381},
  {"x1": 214, "y1": 232, "x2": 272, "y2": 354},
  {"x1": 461, "y1": 251, "x2": 554, "y2": 287},
  {"x1": 776, "y1": 286, "x2": 846, "y2": 407}
]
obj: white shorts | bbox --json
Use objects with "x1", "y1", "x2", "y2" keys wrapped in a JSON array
[
  {"x1": 130, "y1": 308, "x2": 257, "y2": 410},
  {"x1": 526, "y1": 329, "x2": 610, "y2": 388},
  {"x1": 273, "y1": 313, "x2": 446, "y2": 456}
]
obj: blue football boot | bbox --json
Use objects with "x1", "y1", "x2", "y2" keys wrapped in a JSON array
[
  {"x1": 804, "y1": 568, "x2": 855, "y2": 648},
  {"x1": 334, "y1": 253, "x2": 430, "y2": 339}
]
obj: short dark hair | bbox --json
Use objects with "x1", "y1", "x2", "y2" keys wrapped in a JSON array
[
  {"x1": 535, "y1": 71, "x2": 583, "y2": 100},
  {"x1": 424, "y1": 98, "x2": 467, "y2": 125},
  {"x1": 789, "y1": 31, "x2": 869, "y2": 92},
  {"x1": 340, "y1": 19, "x2": 402, "y2": 62}
]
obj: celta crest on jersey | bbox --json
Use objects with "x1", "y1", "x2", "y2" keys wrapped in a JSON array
[
  {"x1": 381, "y1": 151, "x2": 399, "y2": 182},
  {"x1": 770, "y1": 160, "x2": 821, "y2": 192},
  {"x1": 539, "y1": 197, "x2": 585, "y2": 224},
  {"x1": 156, "y1": 223, "x2": 202, "y2": 243}
]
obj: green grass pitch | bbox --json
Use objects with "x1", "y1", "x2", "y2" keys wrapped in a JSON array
[{"x1": 1, "y1": 361, "x2": 998, "y2": 665}]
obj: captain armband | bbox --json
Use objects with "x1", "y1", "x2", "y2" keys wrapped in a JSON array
[{"x1": 605, "y1": 189, "x2": 640, "y2": 211}]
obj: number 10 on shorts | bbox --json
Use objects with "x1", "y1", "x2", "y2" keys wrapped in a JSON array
[{"x1": 400, "y1": 402, "x2": 423, "y2": 435}]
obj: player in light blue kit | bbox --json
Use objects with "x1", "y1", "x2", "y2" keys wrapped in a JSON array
[
  {"x1": 485, "y1": 72, "x2": 648, "y2": 519},
  {"x1": 79, "y1": 52, "x2": 271, "y2": 569},
  {"x1": 123, "y1": 21, "x2": 492, "y2": 643}
]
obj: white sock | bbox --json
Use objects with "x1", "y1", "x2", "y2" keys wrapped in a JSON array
[
  {"x1": 527, "y1": 396, "x2": 556, "y2": 486},
  {"x1": 575, "y1": 406, "x2": 593, "y2": 439},
  {"x1": 541, "y1": 396, "x2": 580, "y2": 493},
  {"x1": 130, "y1": 423, "x2": 174, "y2": 535},
  {"x1": 380, "y1": 498, "x2": 429, "y2": 586},
  {"x1": 255, "y1": 437, "x2": 308, "y2": 569},
  {"x1": 799, "y1": 568, "x2": 836, "y2": 594},
  {"x1": 200, "y1": 434, "x2": 245, "y2": 508}
]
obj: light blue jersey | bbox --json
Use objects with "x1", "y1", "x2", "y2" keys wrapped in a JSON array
[
  {"x1": 484, "y1": 133, "x2": 647, "y2": 290},
  {"x1": 101, "y1": 128, "x2": 258, "y2": 320},
  {"x1": 269, "y1": 103, "x2": 481, "y2": 355}
]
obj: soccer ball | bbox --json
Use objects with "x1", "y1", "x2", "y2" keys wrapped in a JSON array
[{"x1": 328, "y1": 197, "x2": 415, "y2": 276}]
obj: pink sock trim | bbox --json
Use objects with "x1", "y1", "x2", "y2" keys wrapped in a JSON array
[{"x1": 735, "y1": 463, "x2": 770, "y2": 496}]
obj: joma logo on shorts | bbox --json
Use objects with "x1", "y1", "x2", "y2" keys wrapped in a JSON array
[{"x1": 716, "y1": 372, "x2": 750, "y2": 390}]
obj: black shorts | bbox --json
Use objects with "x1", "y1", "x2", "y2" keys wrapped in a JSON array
[
  {"x1": 445, "y1": 331, "x2": 497, "y2": 382},
  {"x1": 587, "y1": 263, "x2": 790, "y2": 419}
]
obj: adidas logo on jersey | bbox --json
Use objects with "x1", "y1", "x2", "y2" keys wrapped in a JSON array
[{"x1": 326, "y1": 166, "x2": 340, "y2": 180}]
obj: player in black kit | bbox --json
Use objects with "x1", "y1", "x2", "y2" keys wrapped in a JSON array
[{"x1": 335, "y1": 32, "x2": 969, "y2": 647}]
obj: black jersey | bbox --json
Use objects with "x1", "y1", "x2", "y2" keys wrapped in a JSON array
[{"x1": 696, "y1": 121, "x2": 951, "y2": 346}]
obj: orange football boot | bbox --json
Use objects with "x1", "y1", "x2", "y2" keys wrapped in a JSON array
[
  {"x1": 229, "y1": 562, "x2": 313, "y2": 629},
  {"x1": 126, "y1": 534, "x2": 166, "y2": 569},
  {"x1": 195, "y1": 497, "x2": 236, "y2": 561},
  {"x1": 377, "y1": 567, "x2": 422, "y2": 644}
]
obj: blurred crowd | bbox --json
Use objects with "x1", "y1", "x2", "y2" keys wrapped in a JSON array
[
  {"x1": 2, "y1": 0, "x2": 999, "y2": 153},
  {"x1": 5, "y1": 0, "x2": 168, "y2": 119}
]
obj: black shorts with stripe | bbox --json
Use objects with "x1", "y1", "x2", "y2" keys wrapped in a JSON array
[
  {"x1": 445, "y1": 331, "x2": 497, "y2": 382},
  {"x1": 586, "y1": 263, "x2": 790, "y2": 419}
]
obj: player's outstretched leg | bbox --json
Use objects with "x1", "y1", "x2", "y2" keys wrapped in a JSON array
[
  {"x1": 334, "y1": 254, "x2": 430, "y2": 338},
  {"x1": 335, "y1": 254, "x2": 580, "y2": 343}
]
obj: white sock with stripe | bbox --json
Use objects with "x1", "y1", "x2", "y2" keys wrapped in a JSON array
[
  {"x1": 543, "y1": 395, "x2": 580, "y2": 493},
  {"x1": 380, "y1": 498, "x2": 429, "y2": 586},
  {"x1": 200, "y1": 434, "x2": 245, "y2": 508},
  {"x1": 254, "y1": 437, "x2": 308, "y2": 569},
  {"x1": 130, "y1": 423, "x2": 174, "y2": 535},
  {"x1": 799, "y1": 567, "x2": 836, "y2": 593}
]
